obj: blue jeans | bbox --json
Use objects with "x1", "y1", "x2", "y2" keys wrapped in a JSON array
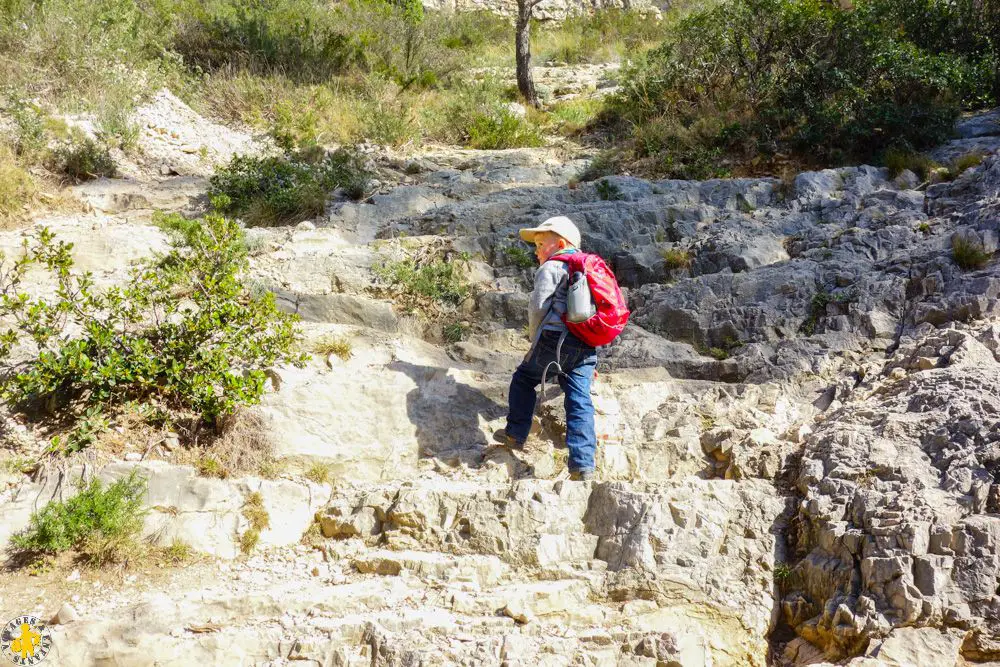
[{"x1": 505, "y1": 329, "x2": 598, "y2": 473}]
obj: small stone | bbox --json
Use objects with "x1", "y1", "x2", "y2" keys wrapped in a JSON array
[
  {"x1": 503, "y1": 602, "x2": 532, "y2": 625},
  {"x1": 622, "y1": 600, "x2": 658, "y2": 616},
  {"x1": 66, "y1": 569, "x2": 80, "y2": 582},
  {"x1": 124, "y1": 452, "x2": 142, "y2": 462},
  {"x1": 296, "y1": 220, "x2": 316, "y2": 231},
  {"x1": 50, "y1": 602, "x2": 80, "y2": 625}
]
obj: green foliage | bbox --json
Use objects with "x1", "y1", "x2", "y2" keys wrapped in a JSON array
[
  {"x1": 9, "y1": 100, "x2": 48, "y2": 161},
  {"x1": 595, "y1": 179, "x2": 623, "y2": 201},
  {"x1": 536, "y1": 8, "x2": 669, "y2": 65},
  {"x1": 882, "y1": 147, "x2": 939, "y2": 180},
  {"x1": 163, "y1": 539, "x2": 193, "y2": 563},
  {"x1": 49, "y1": 136, "x2": 117, "y2": 182},
  {"x1": 952, "y1": 235, "x2": 992, "y2": 270},
  {"x1": 9, "y1": 470, "x2": 147, "y2": 562},
  {"x1": 465, "y1": 107, "x2": 544, "y2": 150},
  {"x1": 48, "y1": 407, "x2": 109, "y2": 455},
  {"x1": 171, "y1": 0, "x2": 364, "y2": 82},
  {"x1": 661, "y1": 247, "x2": 692, "y2": 270},
  {"x1": 374, "y1": 255, "x2": 469, "y2": 306},
  {"x1": 606, "y1": 0, "x2": 999, "y2": 176},
  {"x1": 503, "y1": 244, "x2": 536, "y2": 269},
  {"x1": 209, "y1": 148, "x2": 371, "y2": 227},
  {"x1": 97, "y1": 104, "x2": 140, "y2": 153},
  {"x1": 196, "y1": 454, "x2": 228, "y2": 478},
  {"x1": 948, "y1": 151, "x2": 986, "y2": 179},
  {"x1": 0, "y1": 214, "x2": 306, "y2": 443},
  {"x1": 443, "y1": 321, "x2": 469, "y2": 343},
  {"x1": 0, "y1": 143, "x2": 36, "y2": 225},
  {"x1": 544, "y1": 98, "x2": 602, "y2": 136}
]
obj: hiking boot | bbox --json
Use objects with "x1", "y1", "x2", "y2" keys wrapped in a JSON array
[
  {"x1": 569, "y1": 469, "x2": 594, "y2": 482},
  {"x1": 491, "y1": 429, "x2": 524, "y2": 450}
]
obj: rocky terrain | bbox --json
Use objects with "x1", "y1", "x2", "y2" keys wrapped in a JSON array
[{"x1": 1, "y1": 88, "x2": 1000, "y2": 666}]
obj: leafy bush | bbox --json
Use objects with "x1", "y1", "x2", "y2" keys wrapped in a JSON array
[
  {"x1": 374, "y1": 256, "x2": 469, "y2": 305},
  {"x1": 595, "y1": 179, "x2": 622, "y2": 201},
  {"x1": 604, "y1": 0, "x2": 999, "y2": 177},
  {"x1": 49, "y1": 137, "x2": 117, "y2": 182},
  {"x1": 503, "y1": 244, "x2": 536, "y2": 269},
  {"x1": 952, "y1": 234, "x2": 992, "y2": 270},
  {"x1": 171, "y1": 0, "x2": 364, "y2": 82},
  {"x1": 209, "y1": 148, "x2": 371, "y2": 226},
  {"x1": 0, "y1": 214, "x2": 305, "y2": 447},
  {"x1": 9, "y1": 470, "x2": 147, "y2": 564},
  {"x1": 0, "y1": 0, "x2": 179, "y2": 107}
]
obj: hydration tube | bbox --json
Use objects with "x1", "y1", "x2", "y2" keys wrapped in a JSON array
[{"x1": 539, "y1": 329, "x2": 569, "y2": 403}]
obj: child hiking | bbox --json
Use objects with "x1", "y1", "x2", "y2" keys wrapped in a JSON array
[{"x1": 492, "y1": 216, "x2": 629, "y2": 481}]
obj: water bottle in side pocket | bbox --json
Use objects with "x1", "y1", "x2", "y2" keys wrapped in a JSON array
[{"x1": 567, "y1": 271, "x2": 596, "y2": 323}]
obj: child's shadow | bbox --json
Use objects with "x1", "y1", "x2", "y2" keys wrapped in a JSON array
[{"x1": 387, "y1": 360, "x2": 508, "y2": 469}]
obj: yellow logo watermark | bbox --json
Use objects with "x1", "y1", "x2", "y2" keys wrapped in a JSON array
[{"x1": 0, "y1": 616, "x2": 52, "y2": 666}]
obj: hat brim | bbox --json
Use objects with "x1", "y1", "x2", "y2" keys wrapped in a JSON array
[{"x1": 518, "y1": 227, "x2": 545, "y2": 243}]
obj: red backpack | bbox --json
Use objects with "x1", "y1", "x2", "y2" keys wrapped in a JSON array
[{"x1": 551, "y1": 253, "x2": 630, "y2": 347}]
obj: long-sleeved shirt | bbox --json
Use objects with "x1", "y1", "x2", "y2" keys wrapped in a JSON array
[{"x1": 527, "y1": 249, "x2": 578, "y2": 342}]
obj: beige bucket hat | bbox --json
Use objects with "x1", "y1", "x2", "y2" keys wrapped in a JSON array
[{"x1": 518, "y1": 216, "x2": 581, "y2": 248}]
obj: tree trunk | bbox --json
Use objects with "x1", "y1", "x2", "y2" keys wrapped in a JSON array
[{"x1": 515, "y1": 0, "x2": 539, "y2": 108}]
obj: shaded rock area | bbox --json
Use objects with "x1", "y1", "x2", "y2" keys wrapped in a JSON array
[{"x1": 2, "y1": 90, "x2": 1000, "y2": 665}]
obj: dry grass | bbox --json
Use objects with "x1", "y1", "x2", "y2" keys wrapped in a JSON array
[
  {"x1": 304, "y1": 462, "x2": 334, "y2": 484},
  {"x1": 211, "y1": 409, "x2": 277, "y2": 478},
  {"x1": 240, "y1": 491, "x2": 271, "y2": 555},
  {"x1": 952, "y1": 235, "x2": 992, "y2": 270},
  {"x1": 662, "y1": 248, "x2": 693, "y2": 270},
  {"x1": 314, "y1": 336, "x2": 353, "y2": 361}
]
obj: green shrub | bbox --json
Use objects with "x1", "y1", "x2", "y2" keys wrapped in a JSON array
[
  {"x1": 171, "y1": 0, "x2": 364, "y2": 82},
  {"x1": 545, "y1": 98, "x2": 602, "y2": 136},
  {"x1": 49, "y1": 136, "x2": 117, "y2": 181},
  {"x1": 952, "y1": 235, "x2": 992, "y2": 270},
  {"x1": 595, "y1": 179, "x2": 623, "y2": 201},
  {"x1": 661, "y1": 248, "x2": 692, "y2": 270},
  {"x1": 209, "y1": 148, "x2": 371, "y2": 226},
  {"x1": 374, "y1": 256, "x2": 469, "y2": 305},
  {"x1": 443, "y1": 321, "x2": 469, "y2": 343},
  {"x1": 604, "y1": 0, "x2": 997, "y2": 176},
  {"x1": 466, "y1": 108, "x2": 544, "y2": 150},
  {"x1": 503, "y1": 244, "x2": 536, "y2": 269},
  {"x1": 9, "y1": 100, "x2": 48, "y2": 161},
  {"x1": 883, "y1": 147, "x2": 939, "y2": 180},
  {"x1": 535, "y1": 8, "x2": 669, "y2": 65},
  {"x1": 97, "y1": 103, "x2": 140, "y2": 153},
  {"x1": 0, "y1": 214, "x2": 306, "y2": 445},
  {"x1": 9, "y1": 470, "x2": 147, "y2": 564}
]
